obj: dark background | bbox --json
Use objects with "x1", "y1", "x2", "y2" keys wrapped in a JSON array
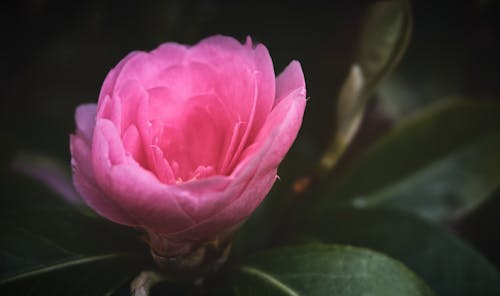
[{"x1": 1, "y1": 0, "x2": 500, "y2": 268}]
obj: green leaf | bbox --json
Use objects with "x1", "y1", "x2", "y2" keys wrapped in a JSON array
[
  {"x1": 356, "y1": 0, "x2": 412, "y2": 101},
  {"x1": 318, "y1": 0, "x2": 412, "y2": 173},
  {"x1": 371, "y1": 131, "x2": 500, "y2": 220},
  {"x1": 289, "y1": 208, "x2": 500, "y2": 296},
  {"x1": 0, "y1": 208, "x2": 150, "y2": 295},
  {"x1": 313, "y1": 99, "x2": 500, "y2": 221},
  {"x1": 232, "y1": 244, "x2": 435, "y2": 296}
]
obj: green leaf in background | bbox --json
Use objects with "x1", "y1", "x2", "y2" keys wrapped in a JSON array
[
  {"x1": 356, "y1": 0, "x2": 412, "y2": 101},
  {"x1": 232, "y1": 244, "x2": 435, "y2": 296},
  {"x1": 313, "y1": 99, "x2": 500, "y2": 221},
  {"x1": 289, "y1": 208, "x2": 500, "y2": 296},
  {"x1": 0, "y1": 207, "x2": 150, "y2": 295},
  {"x1": 374, "y1": 130, "x2": 500, "y2": 220},
  {"x1": 318, "y1": 0, "x2": 412, "y2": 174}
]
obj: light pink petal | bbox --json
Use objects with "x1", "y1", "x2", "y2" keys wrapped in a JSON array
[
  {"x1": 91, "y1": 119, "x2": 127, "y2": 199},
  {"x1": 105, "y1": 162, "x2": 196, "y2": 233},
  {"x1": 115, "y1": 79, "x2": 148, "y2": 132},
  {"x1": 248, "y1": 40, "x2": 276, "y2": 140},
  {"x1": 154, "y1": 61, "x2": 217, "y2": 101},
  {"x1": 150, "y1": 43, "x2": 188, "y2": 68},
  {"x1": 173, "y1": 175, "x2": 245, "y2": 226},
  {"x1": 112, "y1": 52, "x2": 161, "y2": 94},
  {"x1": 189, "y1": 35, "x2": 275, "y2": 143},
  {"x1": 147, "y1": 89, "x2": 236, "y2": 180},
  {"x1": 275, "y1": 61, "x2": 305, "y2": 106},
  {"x1": 75, "y1": 104, "x2": 97, "y2": 142},
  {"x1": 194, "y1": 35, "x2": 248, "y2": 52},
  {"x1": 70, "y1": 134, "x2": 136, "y2": 225},
  {"x1": 108, "y1": 93, "x2": 122, "y2": 133},
  {"x1": 160, "y1": 94, "x2": 233, "y2": 178},
  {"x1": 99, "y1": 51, "x2": 144, "y2": 106},
  {"x1": 92, "y1": 119, "x2": 126, "y2": 167},
  {"x1": 97, "y1": 95, "x2": 112, "y2": 120},
  {"x1": 172, "y1": 169, "x2": 277, "y2": 240},
  {"x1": 111, "y1": 45, "x2": 189, "y2": 94},
  {"x1": 122, "y1": 124, "x2": 145, "y2": 165},
  {"x1": 238, "y1": 86, "x2": 307, "y2": 172},
  {"x1": 219, "y1": 122, "x2": 245, "y2": 174},
  {"x1": 147, "y1": 86, "x2": 181, "y2": 122},
  {"x1": 150, "y1": 145, "x2": 176, "y2": 183}
]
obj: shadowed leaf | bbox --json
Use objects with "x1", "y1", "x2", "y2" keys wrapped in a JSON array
[{"x1": 232, "y1": 244, "x2": 435, "y2": 296}]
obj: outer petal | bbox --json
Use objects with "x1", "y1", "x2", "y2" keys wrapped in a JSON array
[
  {"x1": 275, "y1": 60, "x2": 306, "y2": 106},
  {"x1": 151, "y1": 43, "x2": 188, "y2": 65},
  {"x1": 70, "y1": 134, "x2": 136, "y2": 225},
  {"x1": 99, "y1": 51, "x2": 145, "y2": 106},
  {"x1": 235, "y1": 62, "x2": 306, "y2": 177},
  {"x1": 72, "y1": 107, "x2": 139, "y2": 225},
  {"x1": 99, "y1": 44, "x2": 189, "y2": 105},
  {"x1": 75, "y1": 104, "x2": 98, "y2": 142}
]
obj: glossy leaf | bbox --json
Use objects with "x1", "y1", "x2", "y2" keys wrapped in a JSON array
[
  {"x1": 289, "y1": 208, "x2": 500, "y2": 296},
  {"x1": 319, "y1": 65, "x2": 365, "y2": 172},
  {"x1": 232, "y1": 244, "x2": 435, "y2": 296},
  {"x1": 372, "y1": 131, "x2": 500, "y2": 220},
  {"x1": 0, "y1": 207, "x2": 150, "y2": 295},
  {"x1": 313, "y1": 99, "x2": 500, "y2": 221},
  {"x1": 356, "y1": 0, "x2": 412, "y2": 101},
  {"x1": 318, "y1": 0, "x2": 412, "y2": 174}
]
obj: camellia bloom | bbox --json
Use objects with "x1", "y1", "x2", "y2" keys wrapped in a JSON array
[{"x1": 70, "y1": 35, "x2": 306, "y2": 260}]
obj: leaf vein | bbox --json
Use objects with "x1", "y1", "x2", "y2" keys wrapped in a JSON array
[
  {"x1": 239, "y1": 266, "x2": 300, "y2": 296},
  {"x1": 1, "y1": 252, "x2": 133, "y2": 285}
]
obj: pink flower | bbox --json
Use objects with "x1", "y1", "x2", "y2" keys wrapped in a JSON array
[{"x1": 70, "y1": 35, "x2": 306, "y2": 257}]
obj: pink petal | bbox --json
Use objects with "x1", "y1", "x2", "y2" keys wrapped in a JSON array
[
  {"x1": 99, "y1": 51, "x2": 144, "y2": 106},
  {"x1": 248, "y1": 41, "x2": 276, "y2": 139},
  {"x1": 75, "y1": 104, "x2": 97, "y2": 142},
  {"x1": 90, "y1": 119, "x2": 195, "y2": 232},
  {"x1": 148, "y1": 90, "x2": 236, "y2": 180},
  {"x1": 70, "y1": 134, "x2": 136, "y2": 225},
  {"x1": 275, "y1": 61, "x2": 305, "y2": 106},
  {"x1": 122, "y1": 124, "x2": 145, "y2": 165},
  {"x1": 153, "y1": 62, "x2": 216, "y2": 100},
  {"x1": 112, "y1": 52, "x2": 161, "y2": 94},
  {"x1": 239, "y1": 86, "x2": 307, "y2": 170},
  {"x1": 111, "y1": 45, "x2": 189, "y2": 95},
  {"x1": 91, "y1": 119, "x2": 127, "y2": 190},
  {"x1": 104, "y1": 162, "x2": 196, "y2": 233},
  {"x1": 151, "y1": 43, "x2": 188, "y2": 68},
  {"x1": 115, "y1": 79, "x2": 148, "y2": 132},
  {"x1": 189, "y1": 35, "x2": 275, "y2": 145},
  {"x1": 150, "y1": 145, "x2": 176, "y2": 183},
  {"x1": 172, "y1": 169, "x2": 277, "y2": 240}
]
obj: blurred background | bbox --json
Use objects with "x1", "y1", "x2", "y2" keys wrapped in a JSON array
[{"x1": 1, "y1": 0, "x2": 500, "y2": 275}]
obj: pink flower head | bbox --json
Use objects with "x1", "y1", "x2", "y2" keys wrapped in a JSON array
[{"x1": 70, "y1": 35, "x2": 306, "y2": 257}]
